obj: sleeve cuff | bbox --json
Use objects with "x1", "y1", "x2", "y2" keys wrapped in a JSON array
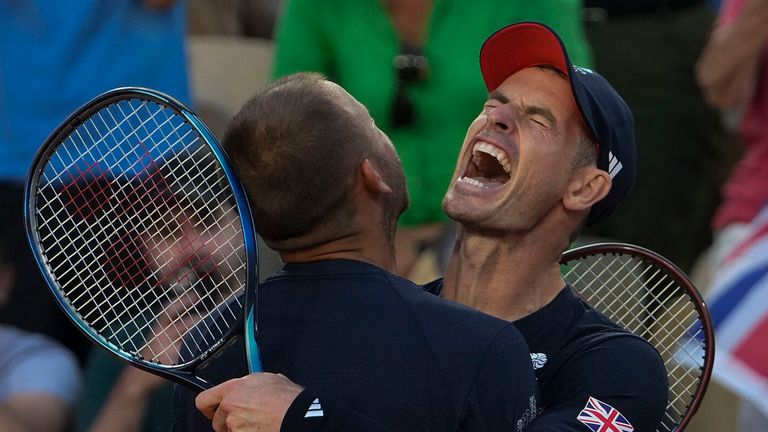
[{"x1": 281, "y1": 389, "x2": 327, "y2": 432}]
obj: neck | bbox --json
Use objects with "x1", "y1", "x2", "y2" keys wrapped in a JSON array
[
  {"x1": 280, "y1": 236, "x2": 397, "y2": 272},
  {"x1": 278, "y1": 219, "x2": 398, "y2": 274},
  {"x1": 442, "y1": 223, "x2": 570, "y2": 322}
]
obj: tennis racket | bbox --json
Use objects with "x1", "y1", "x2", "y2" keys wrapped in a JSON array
[
  {"x1": 560, "y1": 242, "x2": 715, "y2": 432},
  {"x1": 25, "y1": 87, "x2": 261, "y2": 392}
]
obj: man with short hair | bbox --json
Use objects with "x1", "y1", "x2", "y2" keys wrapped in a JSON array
[
  {"x1": 173, "y1": 72, "x2": 539, "y2": 431},
  {"x1": 436, "y1": 22, "x2": 668, "y2": 431},
  {"x1": 186, "y1": 23, "x2": 668, "y2": 432}
]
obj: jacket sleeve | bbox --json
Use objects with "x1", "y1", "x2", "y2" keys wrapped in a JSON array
[
  {"x1": 526, "y1": 336, "x2": 669, "y2": 432},
  {"x1": 280, "y1": 389, "x2": 395, "y2": 432},
  {"x1": 459, "y1": 324, "x2": 540, "y2": 431}
]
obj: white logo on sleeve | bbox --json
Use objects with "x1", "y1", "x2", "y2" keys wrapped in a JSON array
[
  {"x1": 304, "y1": 398, "x2": 324, "y2": 418},
  {"x1": 530, "y1": 353, "x2": 548, "y2": 370}
]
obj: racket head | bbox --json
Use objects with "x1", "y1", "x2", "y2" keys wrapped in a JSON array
[
  {"x1": 24, "y1": 87, "x2": 261, "y2": 391},
  {"x1": 560, "y1": 242, "x2": 714, "y2": 431}
]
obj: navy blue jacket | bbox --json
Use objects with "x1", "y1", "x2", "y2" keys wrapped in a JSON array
[
  {"x1": 259, "y1": 281, "x2": 669, "y2": 431},
  {"x1": 172, "y1": 260, "x2": 539, "y2": 431},
  {"x1": 428, "y1": 281, "x2": 669, "y2": 432}
]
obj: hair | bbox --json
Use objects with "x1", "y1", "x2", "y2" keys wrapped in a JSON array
[
  {"x1": 572, "y1": 131, "x2": 598, "y2": 169},
  {"x1": 222, "y1": 73, "x2": 379, "y2": 251}
]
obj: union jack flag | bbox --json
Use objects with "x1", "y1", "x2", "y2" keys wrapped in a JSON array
[
  {"x1": 576, "y1": 397, "x2": 634, "y2": 432},
  {"x1": 704, "y1": 204, "x2": 768, "y2": 418}
]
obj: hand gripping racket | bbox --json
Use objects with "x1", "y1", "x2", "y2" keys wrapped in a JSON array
[
  {"x1": 25, "y1": 87, "x2": 261, "y2": 392},
  {"x1": 561, "y1": 242, "x2": 715, "y2": 432}
]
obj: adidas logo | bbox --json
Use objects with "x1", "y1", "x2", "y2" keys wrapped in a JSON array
[
  {"x1": 305, "y1": 398, "x2": 324, "y2": 418},
  {"x1": 608, "y1": 151, "x2": 623, "y2": 179}
]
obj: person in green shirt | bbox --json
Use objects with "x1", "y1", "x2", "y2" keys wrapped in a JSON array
[{"x1": 272, "y1": 0, "x2": 592, "y2": 277}]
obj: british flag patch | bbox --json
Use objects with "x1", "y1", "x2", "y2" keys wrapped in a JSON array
[{"x1": 576, "y1": 397, "x2": 634, "y2": 432}]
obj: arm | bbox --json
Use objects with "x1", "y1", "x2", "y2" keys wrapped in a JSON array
[
  {"x1": 696, "y1": 0, "x2": 768, "y2": 108},
  {"x1": 195, "y1": 373, "x2": 396, "y2": 432},
  {"x1": 0, "y1": 394, "x2": 71, "y2": 432},
  {"x1": 526, "y1": 336, "x2": 668, "y2": 432},
  {"x1": 460, "y1": 325, "x2": 540, "y2": 431}
]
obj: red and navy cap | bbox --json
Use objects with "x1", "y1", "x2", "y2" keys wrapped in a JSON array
[{"x1": 479, "y1": 22, "x2": 636, "y2": 226}]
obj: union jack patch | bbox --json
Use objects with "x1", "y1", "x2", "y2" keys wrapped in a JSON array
[{"x1": 576, "y1": 397, "x2": 634, "y2": 432}]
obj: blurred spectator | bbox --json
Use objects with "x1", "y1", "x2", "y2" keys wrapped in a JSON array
[
  {"x1": 0, "y1": 327, "x2": 81, "y2": 432},
  {"x1": 0, "y1": 238, "x2": 81, "y2": 432},
  {"x1": 0, "y1": 0, "x2": 190, "y2": 364},
  {"x1": 76, "y1": 155, "x2": 244, "y2": 432},
  {"x1": 579, "y1": 0, "x2": 732, "y2": 273},
  {"x1": 188, "y1": 0, "x2": 282, "y2": 38},
  {"x1": 696, "y1": 0, "x2": 768, "y2": 232},
  {"x1": 76, "y1": 299, "x2": 190, "y2": 432},
  {"x1": 693, "y1": 0, "x2": 768, "y2": 429},
  {"x1": 76, "y1": 296, "x2": 179, "y2": 432},
  {"x1": 271, "y1": 0, "x2": 592, "y2": 279}
]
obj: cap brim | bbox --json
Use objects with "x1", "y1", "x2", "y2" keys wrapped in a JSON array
[{"x1": 480, "y1": 22, "x2": 571, "y2": 92}]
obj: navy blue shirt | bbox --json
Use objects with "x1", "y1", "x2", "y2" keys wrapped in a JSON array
[
  {"x1": 173, "y1": 260, "x2": 538, "y2": 431},
  {"x1": 428, "y1": 281, "x2": 669, "y2": 432}
]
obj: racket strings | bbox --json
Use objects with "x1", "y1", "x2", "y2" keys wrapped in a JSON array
[
  {"x1": 93, "y1": 210, "x2": 244, "y2": 359},
  {"x1": 37, "y1": 102, "x2": 184, "y2": 248},
  {"x1": 563, "y1": 252, "x2": 710, "y2": 431},
  {"x1": 47, "y1": 142, "x2": 221, "y2": 286},
  {"x1": 33, "y1": 98, "x2": 247, "y2": 367},
  {"x1": 66, "y1": 181, "x2": 243, "y2": 332}
]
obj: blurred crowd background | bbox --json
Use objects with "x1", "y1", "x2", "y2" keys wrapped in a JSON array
[{"x1": 1, "y1": 0, "x2": 767, "y2": 431}]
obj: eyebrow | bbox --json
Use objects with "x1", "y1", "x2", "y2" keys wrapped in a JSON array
[
  {"x1": 488, "y1": 91, "x2": 558, "y2": 127},
  {"x1": 488, "y1": 91, "x2": 509, "y2": 104}
]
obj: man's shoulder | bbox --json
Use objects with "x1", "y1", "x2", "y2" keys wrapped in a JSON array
[
  {"x1": 539, "y1": 329, "x2": 669, "y2": 431},
  {"x1": 0, "y1": 326, "x2": 81, "y2": 403},
  {"x1": 530, "y1": 290, "x2": 668, "y2": 408},
  {"x1": 549, "y1": 296, "x2": 665, "y2": 381},
  {"x1": 389, "y1": 274, "x2": 515, "y2": 338},
  {"x1": 386, "y1": 277, "x2": 536, "y2": 427},
  {"x1": 563, "y1": 326, "x2": 664, "y2": 372},
  {"x1": 389, "y1": 276, "x2": 532, "y2": 378},
  {"x1": 0, "y1": 325, "x2": 77, "y2": 367},
  {"x1": 539, "y1": 308, "x2": 668, "y2": 418}
]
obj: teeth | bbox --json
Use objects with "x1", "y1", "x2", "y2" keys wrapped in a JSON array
[
  {"x1": 472, "y1": 141, "x2": 511, "y2": 174},
  {"x1": 459, "y1": 177, "x2": 489, "y2": 188}
]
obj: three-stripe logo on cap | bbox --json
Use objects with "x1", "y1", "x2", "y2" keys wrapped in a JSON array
[{"x1": 608, "y1": 151, "x2": 623, "y2": 179}]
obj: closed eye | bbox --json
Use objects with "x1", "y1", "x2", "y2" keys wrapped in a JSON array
[
  {"x1": 529, "y1": 116, "x2": 547, "y2": 128},
  {"x1": 523, "y1": 105, "x2": 556, "y2": 128}
]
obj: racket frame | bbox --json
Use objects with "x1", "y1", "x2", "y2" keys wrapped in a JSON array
[
  {"x1": 24, "y1": 87, "x2": 261, "y2": 391},
  {"x1": 561, "y1": 242, "x2": 715, "y2": 431}
]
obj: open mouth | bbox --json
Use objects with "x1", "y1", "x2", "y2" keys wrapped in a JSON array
[{"x1": 460, "y1": 141, "x2": 511, "y2": 188}]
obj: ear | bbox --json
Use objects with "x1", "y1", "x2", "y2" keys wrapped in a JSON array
[
  {"x1": 360, "y1": 158, "x2": 393, "y2": 196},
  {"x1": 563, "y1": 167, "x2": 611, "y2": 211}
]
